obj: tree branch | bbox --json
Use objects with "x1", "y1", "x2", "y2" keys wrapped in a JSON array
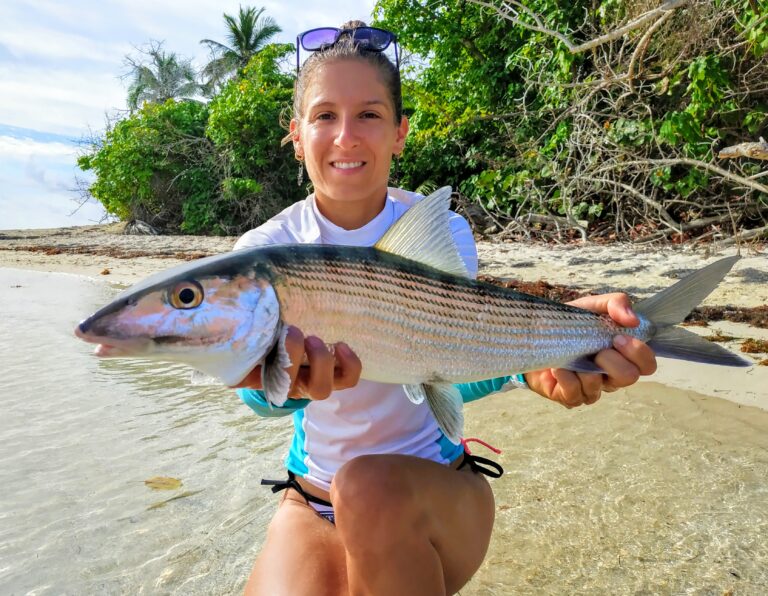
[
  {"x1": 598, "y1": 158, "x2": 768, "y2": 195},
  {"x1": 468, "y1": 0, "x2": 690, "y2": 53},
  {"x1": 580, "y1": 176, "x2": 679, "y2": 229},
  {"x1": 627, "y1": 9, "x2": 676, "y2": 91}
]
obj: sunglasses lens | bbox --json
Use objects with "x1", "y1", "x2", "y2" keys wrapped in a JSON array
[
  {"x1": 301, "y1": 28, "x2": 339, "y2": 50},
  {"x1": 297, "y1": 27, "x2": 398, "y2": 71},
  {"x1": 354, "y1": 28, "x2": 392, "y2": 50}
]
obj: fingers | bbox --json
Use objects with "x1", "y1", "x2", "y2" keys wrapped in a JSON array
[
  {"x1": 568, "y1": 293, "x2": 639, "y2": 327},
  {"x1": 607, "y1": 334, "x2": 657, "y2": 382},
  {"x1": 550, "y1": 368, "x2": 602, "y2": 408},
  {"x1": 293, "y1": 336, "x2": 334, "y2": 399},
  {"x1": 286, "y1": 328, "x2": 362, "y2": 400},
  {"x1": 334, "y1": 342, "x2": 363, "y2": 390}
]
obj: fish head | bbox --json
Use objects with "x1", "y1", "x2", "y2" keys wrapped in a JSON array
[{"x1": 75, "y1": 251, "x2": 281, "y2": 386}]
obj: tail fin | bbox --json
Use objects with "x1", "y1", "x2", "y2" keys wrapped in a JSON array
[
  {"x1": 635, "y1": 256, "x2": 751, "y2": 367},
  {"x1": 648, "y1": 326, "x2": 750, "y2": 367}
]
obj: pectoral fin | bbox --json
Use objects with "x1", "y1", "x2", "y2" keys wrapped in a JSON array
[{"x1": 262, "y1": 324, "x2": 293, "y2": 407}]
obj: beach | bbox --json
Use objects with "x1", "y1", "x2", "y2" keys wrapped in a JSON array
[{"x1": 1, "y1": 225, "x2": 767, "y2": 594}]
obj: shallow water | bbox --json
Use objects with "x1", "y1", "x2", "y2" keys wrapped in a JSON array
[
  {"x1": 1, "y1": 268, "x2": 766, "y2": 595},
  {"x1": 0, "y1": 269, "x2": 290, "y2": 594},
  {"x1": 464, "y1": 385, "x2": 768, "y2": 595}
]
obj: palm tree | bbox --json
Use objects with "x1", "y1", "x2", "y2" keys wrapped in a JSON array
[
  {"x1": 200, "y1": 6, "x2": 281, "y2": 93},
  {"x1": 126, "y1": 43, "x2": 201, "y2": 111}
]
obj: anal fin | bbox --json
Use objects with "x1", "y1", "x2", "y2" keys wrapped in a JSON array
[{"x1": 561, "y1": 356, "x2": 605, "y2": 374}]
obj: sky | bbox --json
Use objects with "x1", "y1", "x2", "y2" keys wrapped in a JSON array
[{"x1": 0, "y1": 0, "x2": 377, "y2": 230}]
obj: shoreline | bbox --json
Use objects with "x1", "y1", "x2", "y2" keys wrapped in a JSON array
[{"x1": 2, "y1": 224, "x2": 766, "y2": 410}]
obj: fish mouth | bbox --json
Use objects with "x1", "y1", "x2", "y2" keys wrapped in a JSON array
[
  {"x1": 75, "y1": 322, "x2": 150, "y2": 357},
  {"x1": 75, "y1": 316, "x2": 232, "y2": 357}
]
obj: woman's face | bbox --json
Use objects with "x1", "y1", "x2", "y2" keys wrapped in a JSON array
[{"x1": 292, "y1": 59, "x2": 408, "y2": 226}]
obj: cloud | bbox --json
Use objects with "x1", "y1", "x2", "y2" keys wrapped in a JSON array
[
  {"x1": 0, "y1": 27, "x2": 128, "y2": 64},
  {"x1": 0, "y1": 191, "x2": 107, "y2": 230},
  {"x1": 0, "y1": 135, "x2": 78, "y2": 159},
  {"x1": 0, "y1": 0, "x2": 378, "y2": 135},
  {"x1": 0, "y1": 65, "x2": 127, "y2": 136}
]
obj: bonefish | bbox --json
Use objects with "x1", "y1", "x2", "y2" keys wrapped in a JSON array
[{"x1": 75, "y1": 187, "x2": 750, "y2": 441}]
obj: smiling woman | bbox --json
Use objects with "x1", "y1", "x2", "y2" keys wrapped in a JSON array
[
  {"x1": 231, "y1": 18, "x2": 657, "y2": 596},
  {"x1": 290, "y1": 59, "x2": 408, "y2": 229}
]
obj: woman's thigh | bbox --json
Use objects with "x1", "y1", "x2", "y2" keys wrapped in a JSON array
[{"x1": 244, "y1": 491, "x2": 347, "y2": 596}]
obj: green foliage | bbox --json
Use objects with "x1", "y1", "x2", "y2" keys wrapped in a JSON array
[
  {"x1": 375, "y1": 0, "x2": 586, "y2": 210},
  {"x1": 80, "y1": 42, "x2": 298, "y2": 234},
  {"x1": 79, "y1": 100, "x2": 217, "y2": 231},
  {"x1": 125, "y1": 43, "x2": 201, "y2": 111},
  {"x1": 200, "y1": 5, "x2": 283, "y2": 95},
  {"x1": 738, "y1": 0, "x2": 768, "y2": 57},
  {"x1": 81, "y1": 2, "x2": 767, "y2": 240},
  {"x1": 376, "y1": 0, "x2": 768, "y2": 235},
  {"x1": 205, "y1": 43, "x2": 298, "y2": 229}
]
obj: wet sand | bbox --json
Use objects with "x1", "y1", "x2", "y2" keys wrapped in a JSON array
[{"x1": 464, "y1": 384, "x2": 768, "y2": 594}]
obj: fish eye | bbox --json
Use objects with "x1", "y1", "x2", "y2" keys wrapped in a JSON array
[{"x1": 168, "y1": 281, "x2": 204, "y2": 310}]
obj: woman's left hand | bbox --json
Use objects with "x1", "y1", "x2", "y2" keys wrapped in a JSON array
[{"x1": 524, "y1": 293, "x2": 657, "y2": 408}]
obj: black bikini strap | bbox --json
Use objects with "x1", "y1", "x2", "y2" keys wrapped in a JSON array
[
  {"x1": 261, "y1": 471, "x2": 334, "y2": 507},
  {"x1": 458, "y1": 453, "x2": 504, "y2": 478}
]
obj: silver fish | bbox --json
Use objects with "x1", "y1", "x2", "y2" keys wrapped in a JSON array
[{"x1": 75, "y1": 187, "x2": 751, "y2": 441}]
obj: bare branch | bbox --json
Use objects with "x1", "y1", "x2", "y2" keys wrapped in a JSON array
[
  {"x1": 599, "y1": 158, "x2": 768, "y2": 195},
  {"x1": 580, "y1": 176, "x2": 679, "y2": 229},
  {"x1": 468, "y1": 0, "x2": 690, "y2": 54},
  {"x1": 627, "y1": 9, "x2": 676, "y2": 90}
]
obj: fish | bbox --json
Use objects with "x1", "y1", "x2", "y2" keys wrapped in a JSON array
[{"x1": 75, "y1": 187, "x2": 751, "y2": 442}]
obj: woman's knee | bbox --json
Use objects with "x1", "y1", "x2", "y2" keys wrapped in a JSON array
[{"x1": 331, "y1": 456, "x2": 429, "y2": 545}]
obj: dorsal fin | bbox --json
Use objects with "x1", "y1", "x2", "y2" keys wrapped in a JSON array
[{"x1": 374, "y1": 187, "x2": 469, "y2": 277}]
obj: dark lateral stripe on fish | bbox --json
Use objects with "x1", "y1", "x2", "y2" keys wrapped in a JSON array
[{"x1": 267, "y1": 249, "x2": 617, "y2": 377}]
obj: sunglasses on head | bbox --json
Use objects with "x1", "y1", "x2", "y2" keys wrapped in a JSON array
[{"x1": 296, "y1": 26, "x2": 399, "y2": 72}]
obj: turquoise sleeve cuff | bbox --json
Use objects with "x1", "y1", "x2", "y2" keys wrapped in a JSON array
[
  {"x1": 237, "y1": 388, "x2": 311, "y2": 418},
  {"x1": 455, "y1": 374, "x2": 528, "y2": 404}
]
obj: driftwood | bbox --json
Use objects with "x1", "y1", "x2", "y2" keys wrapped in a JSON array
[{"x1": 718, "y1": 138, "x2": 768, "y2": 161}]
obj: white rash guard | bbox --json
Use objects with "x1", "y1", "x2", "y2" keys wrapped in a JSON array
[{"x1": 234, "y1": 188, "x2": 523, "y2": 492}]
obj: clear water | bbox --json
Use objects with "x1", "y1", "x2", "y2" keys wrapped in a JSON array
[
  {"x1": 2, "y1": 268, "x2": 767, "y2": 595},
  {"x1": 0, "y1": 269, "x2": 290, "y2": 594}
]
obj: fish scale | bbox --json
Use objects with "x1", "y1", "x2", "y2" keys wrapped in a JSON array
[{"x1": 267, "y1": 246, "x2": 643, "y2": 383}]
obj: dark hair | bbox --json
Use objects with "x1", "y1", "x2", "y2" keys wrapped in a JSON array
[{"x1": 291, "y1": 20, "x2": 403, "y2": 131}]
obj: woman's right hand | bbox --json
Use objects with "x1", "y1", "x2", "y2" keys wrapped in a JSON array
[{"x1": 233, "y1": 326, "x2": 362, "y2": 400}]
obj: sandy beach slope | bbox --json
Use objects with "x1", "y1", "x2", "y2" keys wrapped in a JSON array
[{"x1": 1, "y1": 224, "x2": 766, "y2": 409}]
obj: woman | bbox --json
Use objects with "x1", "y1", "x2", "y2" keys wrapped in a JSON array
[{"x1": 234, "y1": 21, "x2": 656, "y2": 595}]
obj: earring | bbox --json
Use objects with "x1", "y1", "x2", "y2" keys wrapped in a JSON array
[{"x1": 295, "y1": 154, "x2": 304, "y2": 187}]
